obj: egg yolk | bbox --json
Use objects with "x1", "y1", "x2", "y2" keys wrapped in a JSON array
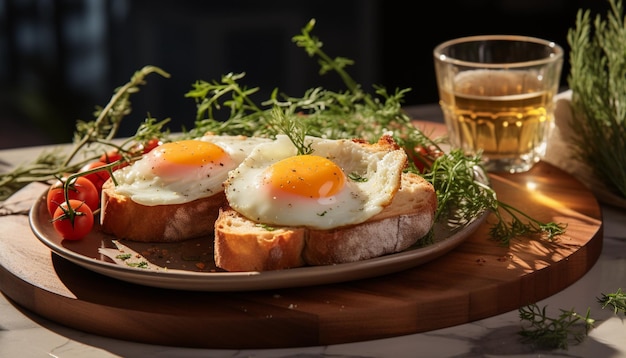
[
  {"x1": 264, "y1": 155, "x2": 346, "y2": 198},
  {"x1": 150, "y1": 140, "x2": 227, "y2": 178}
]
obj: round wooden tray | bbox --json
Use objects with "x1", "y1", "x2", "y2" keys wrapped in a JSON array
[{"x1": 0, "y1": 127, "x2": 603, "y2": 349}]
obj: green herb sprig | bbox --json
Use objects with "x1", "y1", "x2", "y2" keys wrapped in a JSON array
[
  {"x1": 518, "y1": 304, "x2": 595, "y2": 350},
  {"x1": 489, "y1": 202, "x2": 567, "y2": 246},
  {"x1": 598, "y1": 288, "x2": 626, "y2": 315},
  {"x1": 567, "y1": 0, "x2": 626, "y2": 198},
  {"x1": 266, "y1": 106, "x2": 313, "y2": 155},
  {"x1": 518, "y1": 286, "x2": 626, "y2": 351}
]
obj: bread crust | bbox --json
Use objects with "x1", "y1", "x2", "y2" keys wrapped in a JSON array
[
  {"x1": 100, "y1": 178, "x2": 227, "y2": 242},
  {"x1": 214, "y1": 172, "x2": 437, "y2": 271},
  {"x1": 214, "y1": 208, "x2": 306, "y2": 271}
]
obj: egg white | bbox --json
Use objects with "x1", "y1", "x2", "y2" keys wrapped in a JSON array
[
  {"x1": 112, "y1": 134, "x2": 271, "y2": 206},
  {"x1": 224, "y1": 134, "x2": 407, "y2": 230}
]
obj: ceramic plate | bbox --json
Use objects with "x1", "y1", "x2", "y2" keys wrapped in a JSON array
[{"x1": 29, "y1": 191, "x2": 488, "y2": 292}]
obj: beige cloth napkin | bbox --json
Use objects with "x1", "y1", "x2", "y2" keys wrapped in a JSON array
[{"x1": 544, "y1": 90, "x2": 626, "y2": 208}]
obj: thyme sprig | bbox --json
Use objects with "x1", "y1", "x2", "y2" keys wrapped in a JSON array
[
  {"x1": 567, "y1": 0, "x2": 626, "y2": 198},
  {"x1": 518, "y1": 304, "x2": 595, "y2": 350}
]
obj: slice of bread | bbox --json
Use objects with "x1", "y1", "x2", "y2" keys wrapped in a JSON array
[
  {"x1": 100, "y1": 178, "x2": 227, "y2": 242},
  {"x1": 214, "y1": 172, "x2": 437, "y2": 271}
]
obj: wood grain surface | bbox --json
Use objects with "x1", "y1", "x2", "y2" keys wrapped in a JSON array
[{"x1": 0, "y1": 123, "x2": 603, "y2": 349}]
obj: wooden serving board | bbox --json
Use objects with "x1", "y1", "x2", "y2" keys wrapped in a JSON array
[{"x1": 0, "y1": 123, "x2": 603, "y2": 349}]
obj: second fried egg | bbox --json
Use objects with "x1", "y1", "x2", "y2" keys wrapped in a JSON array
[{"x1": 224, "y1": 134, "x2": 407, "y2": 230}]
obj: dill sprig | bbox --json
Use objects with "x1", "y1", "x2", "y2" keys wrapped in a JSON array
[
  {"x1": 266, "y1": 105, "x2": 313, "y2": 155},
  {"x1": 489, "y1": 201, "x2": 567, "y2": 246},
  {"x1": 518, "y1": 304, "x2": 595, "y2": 350},
  {"x1": 598, "y1": 288, "x2": 626, "y2": 315},
  {"x1": 567, "y1": 0, "x2": 626, "y2": 198}
]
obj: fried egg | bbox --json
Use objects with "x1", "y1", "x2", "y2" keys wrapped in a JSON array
[
  {"x1": 224, "y1": 134, "x2": 407, "y2": 230},
  {"x1": 112, "y1": 134, "x2": 271, "y2": 206}
]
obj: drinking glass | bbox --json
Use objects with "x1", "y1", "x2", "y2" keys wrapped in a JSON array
[{"x1": 433, "y1": 35, "x2": 564, "y2": 173}]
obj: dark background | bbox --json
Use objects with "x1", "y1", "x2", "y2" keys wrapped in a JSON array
[{"x1": 0, "y1": 0, "x2": 612, "y2": 148}]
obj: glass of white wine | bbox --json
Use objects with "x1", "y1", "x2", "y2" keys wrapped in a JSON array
[{"x1": 434, "y1": 35, "x2": 563, "y2": 173}]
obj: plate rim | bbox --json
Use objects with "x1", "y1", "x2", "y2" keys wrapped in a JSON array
[{"x1": 29, "y1": 191, "x2": 488, "y2": 291}]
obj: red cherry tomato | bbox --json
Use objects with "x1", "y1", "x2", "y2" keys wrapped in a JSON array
[
  {"x1": 47, "y1": 176, "x2": 100, "y2": 217},
  {"x1": 79, "y1": 161, "x2": 111, "y2": 194},
  {"x1": 52, "y1": 199, "x2": 94, "y2": 240},
  {"x1": 98, "y1": 150, "x2": 128, "y2": 171},
  {"x1": 141, "y1": 138, "x2": 162, "y2": 154},
  {"x1": 99, "y1": 150, "x2": 123, "y2": 164},
  {"x1": 410, "y1": 145, "x2": 443, "y2": 173}
]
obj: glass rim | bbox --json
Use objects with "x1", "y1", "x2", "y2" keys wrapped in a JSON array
[{"x1": 433, "y1": 35, "x2": 564, "y2": 68}]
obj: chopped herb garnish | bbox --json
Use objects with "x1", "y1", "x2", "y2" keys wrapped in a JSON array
[
  {"x1": 126, "y1": 261, "x2": 149, "y2": 269},
  {"x1": 256, "y1": 223, "x2": 276, "y2": 231},
  {"x1": 348, "y1": 173, "x2": 368, "y2": 182},
  {"x1": 115, "y1": 253, "x2": 132, "y2": 260}
]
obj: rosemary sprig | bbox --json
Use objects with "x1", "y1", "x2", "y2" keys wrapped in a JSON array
[
  {"x1": 598, "y1": 288, "x2": 626, "y2": 315},
  {"x1": 518, "y1": 304, "x2": 595, "y2": 350},
  {"x1": 567, "y1": 0, "x2": 626, "y2": 198}
]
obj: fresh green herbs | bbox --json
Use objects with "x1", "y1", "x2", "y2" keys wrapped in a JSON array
[
  {"x1": 518, "y1": 304, "x2": 594, "y2": 350},
  {"x1": 518, "y1": 287, "x2": 625, "y2": 350},
  {"x1": 183, "y1": 19, "x2": 564, "y2": 245},
  {"x1": 267, "y1": 106, "x2": 313, "y2": 155},
  {"x1": 256, "y1": 223, "x2": 276, "y2": 231},
  {"x1": 567, "y1": 0, "x2": 626, "y2": 198},
  {"x1": 489, "y1": 202, "x2": 567, "y2": 246},
  {"x1": 0, "y1": 20, "x2": 564, "y2": 245},
  {"x1": 421, "y1": 150, "x2": 491, "y2": 226},
  {"x1": 126, "y1": 261, "x2": 149, "y2": 269},
  {"x1": 348, "y1": 172, "x2": 368, "y2": 182},
  {"x1": 598, "y1": 288, "x2": 626, "y2": 315}
]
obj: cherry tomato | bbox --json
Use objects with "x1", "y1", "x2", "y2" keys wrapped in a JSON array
[
  {"x1": 99, "y1": 150, "x2": 128, "y2": 171},
  {"x1": 79, "y1": 161, "x2": 111, "y2": 194},
  {"x1": 47, "y1": 176, "x2": 100, "y2": 217},
  {"x1": 410, "y1": 146, "x2": 431, "y2": 173},
  {"x1": 99, "y1": 150, "x2": 123, "y2": 164},
  {"x1": 410, "y1": 145, "x2": 443, "y2": 173},
  {"x1": 141, "y1": 138, "x2": 162, "y2": 153},
  {"x1": 127, "y1": 138, "x2": 162, "y2": 156},
  {"x1": 52, "y1": 199, "x2": 94, "y2": 240}
]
